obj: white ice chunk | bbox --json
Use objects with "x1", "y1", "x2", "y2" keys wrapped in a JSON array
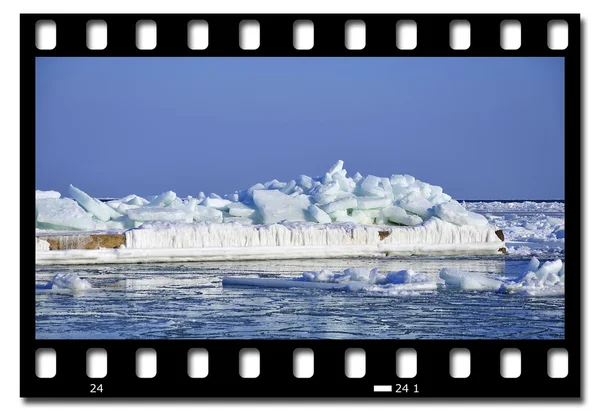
[
  {"x1": 193, "y1": 206, "x2": 223, "y2": 223},
  {"x1": 126, "y1": 207, "x2": 192, "y2": 222},
  {"x1": 297, "y1": 175, "x2": 315, "y2": 190},
  {"x1": 439, "y1": 268, "x2": 502, "y2": 291},
  {"x1": 526, "y1": 256, "x2": 540, "y2": 272},
  {"x1": 200, "y1": 197, "x2": 232, "y2": 211},
  {"x1": 127, "y1": 195, "x2": 149, "y2": 206},
  {"x1": 311, "y1": 181, "x2": 340, "y2": 204},
  {"x1": 253, "y1": 190, "x2": 311, "y2": 224},
  {"x1": 36, "y1": 190, "x2": 61, "y2": 199},
  {"x1": 360, "y1": 175, "x2": 386, "y2": 197},
  {"x1": 68, "y1": 185, "x2": 120, "y2": 222},
  {"x1": 429, "y1": 192, "x2": 452, "y2": 206},
  {"x1": 385, "y1": 269, "x2": 431, "y2": 285},
  {"x1": 280, "y1": 180, "x2": 297, "y2": 195},
  {"x1": 390, "y1": 174, "x2": 408, "y2": 187},
  {"x1": 433, "y1": 200, "x2": 488, "y2": 227},
  {"x1": 116, "y1": 203, "x2": 140, "y2": 215},
  {"x1": 147, "y1": 190, "x2": 177, "y2": 207},
  {"x1": 397, "y1": 193, "x2": 434, "y2": 219},
  {"x1": 36, "y1": 198, "x2": 98, "y2": 231},
  {"x1": 247, "y1": 183, "x2": 265, "y2": 196},
  {"x1": 228, "y1": 202, "x2": 257, "y2": 218},
  {"x1": 535, "y1": 259, "x2": 563, "y2": 279},
  {"x1": 327, "y1": 160, "x2": 344, "y2": 175},
  {"x1": 223, "y1": 217, "x2": 254, "y2": 225},
  {"x1": 355, "y1": 196, "x2": 392, "y2": 210},
  {"x1": 308, "y1": 205, "x2": 332, "y2": 224},
  {"x1": 382, "y1": 206, "x2": 423, "y2": 226},
  {"x1": 40, "y1": 273, "x2": 92, "y2": 291},
  {"x1": 320, "y1": 197, "x2": 358, "y2": 214}
]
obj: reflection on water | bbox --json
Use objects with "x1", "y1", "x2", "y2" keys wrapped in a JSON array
[{"x1": 35, "y1": 257, "x2": 564, "y2": 340}]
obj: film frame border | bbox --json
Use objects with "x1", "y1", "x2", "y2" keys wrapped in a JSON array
[{"x1": 21, "y1": 13, "x2": 581, "y2": 398}]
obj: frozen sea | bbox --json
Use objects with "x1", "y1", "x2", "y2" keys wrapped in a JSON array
[{"x1": 35, "y1": 201, "x2": 565, "y2": 340}]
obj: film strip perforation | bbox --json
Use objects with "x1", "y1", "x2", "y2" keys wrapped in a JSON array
[
  {"x1": 28, "y1": 341, "x2": 574, "y2": 397},
  {"x1": 27, "y1": 14, "x2": 577, "y2": 56}
]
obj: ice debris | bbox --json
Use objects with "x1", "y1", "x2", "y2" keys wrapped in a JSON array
[
  {"x1": 36, "y1": 160, "x2": 492, "y2": 232},
  {"x1": 223, "y1": 258, "x2": 564, "y2": 297},
  {"x1": 37, "y1": 273, "x2": 92, "y2": 291}
]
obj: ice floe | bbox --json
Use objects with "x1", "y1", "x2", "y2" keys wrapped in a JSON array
[
  {"x1": 223, "y1": 257, "x2": 564, "y2": 297},
  {"x1": 223, "y1": 267, "x2": 438, "y2": 295},
  {"x1": 37, "y1": 273, "x2": 92, "y2": 291}
]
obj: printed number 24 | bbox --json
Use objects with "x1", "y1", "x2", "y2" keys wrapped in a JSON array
[{"x1": 90, "y1": 384, "x2": 103, "y2": 393}]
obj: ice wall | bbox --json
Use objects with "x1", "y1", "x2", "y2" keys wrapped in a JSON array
[{"x1": 125, "y1": 218, "x2": 502, "y2": 249}]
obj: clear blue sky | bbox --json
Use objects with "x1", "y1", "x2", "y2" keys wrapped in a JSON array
[{"x1": 36, "y1": 57, "x2": 564, "y2": 200}]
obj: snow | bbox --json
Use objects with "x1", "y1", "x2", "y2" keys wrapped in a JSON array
[
  {"x1": 36, "y1": 190, "x2": 61, "y2": 199},
  {"x1": 37, "y1": 273, "x2": 92, "y2": 291}
]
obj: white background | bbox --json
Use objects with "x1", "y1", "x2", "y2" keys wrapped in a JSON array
[{"x1": 0, "y1": 0, "x2": 597, "y2": 409}]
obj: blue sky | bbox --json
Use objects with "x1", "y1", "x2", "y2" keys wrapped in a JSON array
[{"x1": 36, "y1": 57, "x2": 564, "y2": 200}]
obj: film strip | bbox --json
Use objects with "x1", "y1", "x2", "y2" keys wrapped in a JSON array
[{"x1": 22, "y1": 14, "x2": 580, "y2": 398}]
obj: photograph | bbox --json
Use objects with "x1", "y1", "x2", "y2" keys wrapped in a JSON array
[{"x1": 34, "y1": 56, "x2": 565, "y2": 340}]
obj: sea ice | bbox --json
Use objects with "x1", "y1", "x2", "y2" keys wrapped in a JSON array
[
  {"x1": 36, "y1": 190, "x2": 61, "y2": 199},
  {"x1": 439, "y1": 268, "x2": 503, "y2": 291},
  {"x1": 308, "y1": 205, "x2": 332, "y2": 224},
  {"x1": 126, "y1": 207, "x2": 192, "y2": 223},
  {"x1": 223, "y1": 266, "x2": 437, "y2": 294},
  {"x1": 320, "y1": 197, "x2": 358, "y2": 214},
  {"x1": 227, "y1": 202, "x2": 258, "y2": 218},
  {"x1": 147, "y1": 191, "x2": 176, "y2": 207},
  {"x1": 200, "y1": 197, "x2": 232, "y2": 211},
  {"x1": 499, "y1": 257, "x2": 565, "y2": 296},
  {"x1": 397, "y1": 193, "x2": 434, "y2": 219},
  {"x1": 253, "y1": 190, "x2": 311, "y2": 224},
  {"x1": 38, "y1": 273, "x2": 92, "y2": 291},
  {"x1": 193, "y1": 206, "x2": 223, "y2": 223},
  {"x1": 433, "y1": 200, "x2": 488, "y2": 227},
  {"x1": 36, "y1": 160, "x2": 497, "y2": 237},
  {"x1": 68, "y1": 185, "x2": 120, "y2": 222},
  {"x1": 382, "y1": 206, "x2": 423, "y2": 226},
  {"x1": 36, "y1": 198, "x2": 99, "y2": 231}
]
